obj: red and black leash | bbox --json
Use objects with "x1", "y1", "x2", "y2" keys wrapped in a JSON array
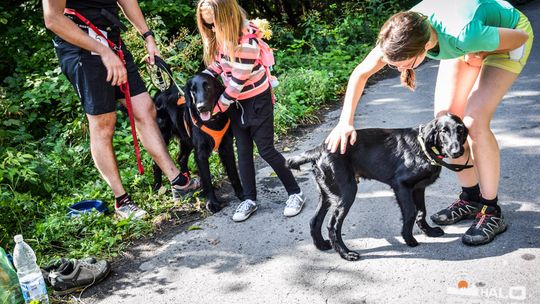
[{"x1": 64, "y1": 8, "x2": 144, "y2": 174}]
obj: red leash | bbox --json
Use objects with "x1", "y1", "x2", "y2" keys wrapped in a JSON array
[{"x1": 64, "y1": 8, "x2": 144, "y2": 174}]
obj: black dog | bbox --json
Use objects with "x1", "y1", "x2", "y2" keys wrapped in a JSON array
[
  {"x1": 152, "y1": 73, "x2": 243, "y2": 213},
  {"x1": 287, "y1": 114, "x2": 470, "y2": 261}
]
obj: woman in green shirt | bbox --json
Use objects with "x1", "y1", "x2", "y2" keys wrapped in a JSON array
[{"x1": 325, "y1": 0, "x2": 533, "y2": 246}]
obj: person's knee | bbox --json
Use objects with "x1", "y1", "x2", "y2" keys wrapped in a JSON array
[
  {"x1": 258, "y1": 144, "x2": 280, "y2": 161},
  {"x1": 136, "y1": 103, "x2": 157, "y2": 125},
  {"x1": 463, "y1": 112, "x2": 491, "y2": 140},
  {"x1": 132, "y1": 94, "x2": 157, "y2": 124},
  {"x1": 237, "y1": 145, "x2": 253, "y2": 159},
  {"x1": 88, "y1": 113, "x2": 116, "y2": 139}
]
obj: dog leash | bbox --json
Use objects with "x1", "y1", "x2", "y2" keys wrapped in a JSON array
[
  {"x1": 417, "y1": 124, "x2": 473, "y2": 172},
  {"x1": 65, "y1": 8, "x2": 144, "y2": 174},
  {"x1": 147, "y1": 55, "x2": 185, "y2": 96}
]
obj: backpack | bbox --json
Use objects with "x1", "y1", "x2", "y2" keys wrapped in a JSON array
[{"x1": 242, "y1": 22, "x2": 279, "y2": 88}]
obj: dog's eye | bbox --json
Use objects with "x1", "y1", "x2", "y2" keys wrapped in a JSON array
[
  {"x1": 441, "y1": 127, "x2": 449, "y2": 133},
  {"x1": 456, "y1": 126, "x2": 464, "y2": 134}
]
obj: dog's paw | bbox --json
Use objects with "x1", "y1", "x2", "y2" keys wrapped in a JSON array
[
  {"x1": 152, "y1": 183, "x2": 162, "y2": 192},
  {"x1": 314, "y1": 240, "x2": 332, "y2": 251},
  {"x1": 206, "y1": 200, "x2": 229, "y2": 214},
  {"x1": 425, "y1": 227, "x2": 445, "y2": 237},
  {"x1": 404, "y1": 237, "x2": 419, "y2": 247},
  {"x1": 340, "y1": 250, "x2": 361, "y2": 261}
]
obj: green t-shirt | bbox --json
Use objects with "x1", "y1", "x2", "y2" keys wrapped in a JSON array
[{"x1": 411, "y1": 0, "x2": 520, "y2": 60}]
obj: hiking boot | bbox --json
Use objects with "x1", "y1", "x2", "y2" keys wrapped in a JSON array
[
  {"x1": 115, "y1": 196, "x2": 147, "y2": 220},
  {"x1": 172, "y1": 177, "x2": 201, "y2": 201},
  {"x1": 49, "y1": 259, "x2": 111, "y2": 295},
  {"x1": 42, "y1": 257, "x2": 97, "y2": 286},
  {"x1": 283, "y1": 191, "x2": 305, "y2": 217},
  {"x1": 232, "y1": 199, "x2": 258, "y2": 222},
  {"x1": 431, "y1": 198, "x2": 481, "y2": 225},
  {"x1": 462, "y1": 205, "x2": 507, "y2": 246}
]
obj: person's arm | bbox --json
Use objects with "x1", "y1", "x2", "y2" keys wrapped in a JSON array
[
  {"x1": 325, "y1": 46, "x2": 387, "y2": 154},
  {"x1": 204, "y1": 59, "x2": 223, "y2": 79},
  {"x1": 465, "y1": 27, "x2": 529, "y2": 66},
  {"x1": 43, "y1": 0, "x2": 126, "y2": 86},
  {"x1": 215, "y1": 40, "x2": 259, "y2": 112},
  {"x1": 117, "y1": 0, "x2": 160, "y2": 64}
]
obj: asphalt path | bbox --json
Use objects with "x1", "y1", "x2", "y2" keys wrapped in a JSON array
[{"x1": 86, "y1": 2, "x2": 540, "y2": 303}]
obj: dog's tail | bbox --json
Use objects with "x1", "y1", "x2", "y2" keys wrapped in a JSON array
[{"x1": 286, "y1": 146, "x2": 323, "y2": 170}]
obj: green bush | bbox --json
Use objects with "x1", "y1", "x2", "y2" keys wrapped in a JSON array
[{"x1": 274, "y1": 68, "x2": 335, "y2": 133}]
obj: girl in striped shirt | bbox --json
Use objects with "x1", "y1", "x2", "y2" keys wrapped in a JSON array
[{"x1": 196, "y1": 0, "x2": 305, "y2": 222}]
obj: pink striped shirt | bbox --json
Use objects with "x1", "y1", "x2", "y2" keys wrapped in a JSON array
[{"x1": 204, "y1": 21, "x2": 269, "y2": 106}]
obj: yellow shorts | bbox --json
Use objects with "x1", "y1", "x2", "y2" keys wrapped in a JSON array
[{"x1": 482, "y1": 10, "x2": 534, "y2": 74}]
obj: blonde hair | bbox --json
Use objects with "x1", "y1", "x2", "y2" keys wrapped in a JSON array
[
  {"x1": 197, "y1": 0, "x2": 247, "y2": 66},
  {"x1": 377, "y1": 11, "x2": 430, "y2": 91}
]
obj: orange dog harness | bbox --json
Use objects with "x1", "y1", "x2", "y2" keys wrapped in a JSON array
[{"x1": 185, "y1": 107, "x2": 230, "y2": 151}]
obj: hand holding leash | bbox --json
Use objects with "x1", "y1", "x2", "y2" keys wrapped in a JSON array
[{"x1": 144, "y1": 36, "x2": 160, "y2": 65}]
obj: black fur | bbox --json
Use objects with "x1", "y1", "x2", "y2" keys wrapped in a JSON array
[
  {"x1": 287, "y1": 114, "x2": 469, "y2": 261},
  {"x1": 152, "y1": 73, "x2": 243, "y2": 213}
]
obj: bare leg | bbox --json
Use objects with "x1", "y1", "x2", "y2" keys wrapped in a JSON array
[
  {"x1": 87, "y1": 112, "x2": 125, "y2": 197},
  {"x1": 120, "y1": 92, "x2": 180, "y2": 181},
  {"x1": 434, "y1": 58, "x2": 481, "y2": 188},
  {"x1": 464, "y1": 66, "x2": 518, "y2": 199}
]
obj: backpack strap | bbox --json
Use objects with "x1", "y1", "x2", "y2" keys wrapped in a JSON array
[{"x1": 239, "y1": 33, "x2": 276, "y2": 104}]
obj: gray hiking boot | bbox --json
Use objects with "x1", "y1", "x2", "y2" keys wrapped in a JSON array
[
  {"x1": 49, "y1": 259, "x2": 111, "y2": 295},
  {"x1": 115, "y1": 201, "x2": 147, "y2": 220}
]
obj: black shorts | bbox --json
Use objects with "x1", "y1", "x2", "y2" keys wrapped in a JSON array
[{"x1": 53, "y1": 34, "x2": 147, "y2": 115}]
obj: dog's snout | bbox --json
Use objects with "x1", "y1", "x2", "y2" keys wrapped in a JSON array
[
  {"x1": 196, "y1": 102, "x2": 211, "y2": 113},
  {"x1": 448, "y1": 142, "x2": 464, "y2": 158}
]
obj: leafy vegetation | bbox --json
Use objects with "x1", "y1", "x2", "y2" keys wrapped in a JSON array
[{"x1": 0, "y1": 0, "x2": 411, "y2": 265}]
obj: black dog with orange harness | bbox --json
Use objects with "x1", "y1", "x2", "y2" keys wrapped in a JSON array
[{"x1": 151, "y1": 63, "x2": 242, "y2": 213}]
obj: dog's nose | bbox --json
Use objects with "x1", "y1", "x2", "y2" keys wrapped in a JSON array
[
  {"x1": 196, "y1": 102, "x2": 211, "y2": 113},
  {"x1": 448, "y1": 143, "x2": 464, "y2": 158}
]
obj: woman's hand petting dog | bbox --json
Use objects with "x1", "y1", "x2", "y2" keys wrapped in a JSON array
[{"x1": 325, "y1": 123, "x2": 357, "y2": 154}]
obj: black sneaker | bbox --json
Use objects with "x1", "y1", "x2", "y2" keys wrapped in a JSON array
[
  {"x1": 462, "y1": 205, "x2": 507, "y2": 246},
  {"x1": 431, "y1": 198, "x2": 481, "y2": 225},
  {"x1": 49, "y1": 259, "x2": 111, "y2": 295}
]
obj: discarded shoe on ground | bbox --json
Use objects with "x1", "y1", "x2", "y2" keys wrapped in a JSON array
[{"x1": 42, "y1": 258, "x2": 111, "y2": 295}]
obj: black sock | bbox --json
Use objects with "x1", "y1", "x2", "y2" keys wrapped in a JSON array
[
  {"x1": 171, "y1": 173, "x2": 189, "y2": 187},
  {"x1": 115, "y1": 193, "x2": 130, "y2": 208},
  {"x1": 480, "y1": 196, "x2": 501, "y2": 213},
  {"x1": 459, "y1": 184, "x2": 481, "y2": 202}
]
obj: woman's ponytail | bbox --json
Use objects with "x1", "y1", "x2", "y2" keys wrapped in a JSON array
[{"x1": 401, "y1": 69, "x2": 416, "y2": 91}]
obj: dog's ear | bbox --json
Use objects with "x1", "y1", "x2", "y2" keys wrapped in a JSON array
[
  {"x1": 423, "y1": 120, "x2": 439, "y2": 148},
  {"x1": 184, "y1": 78, "x2": 193, "y2": 105},
  {"x1": 461, "y1": 124, "x2": 469, "y2": 145}
]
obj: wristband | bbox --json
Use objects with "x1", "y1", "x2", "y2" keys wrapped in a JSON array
[{"x1": 141, "y1": 30, "x2": 154, "y2": 40}]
